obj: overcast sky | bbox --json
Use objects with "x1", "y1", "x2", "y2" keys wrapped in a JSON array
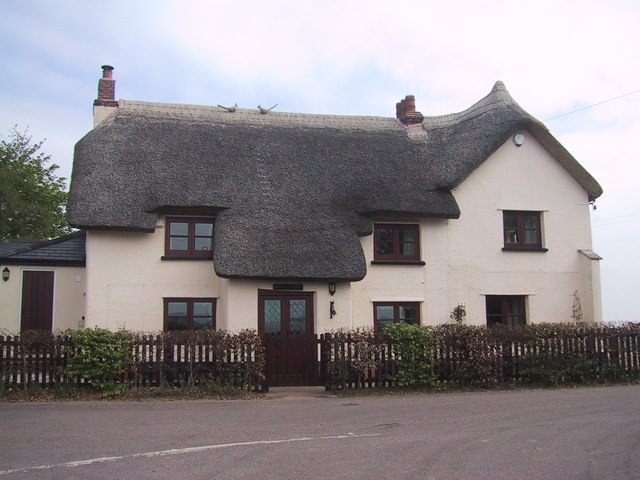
[{"x1": 1, "y1": 0, "x2": 639, "y2": 322}]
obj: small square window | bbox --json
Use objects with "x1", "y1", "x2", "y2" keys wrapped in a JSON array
[
  {"x1": 373, "y1": 302, "x2": 420, "y2": 329},
  {"x1": 165, "y1": 217, "x2": 214, "y2": 258},
  {"x1": 503, "y1": 211, "x2": 542, "y2": 250},
  {"x1": 164, "y1": 298, "x2": 216, "y2": 331},
  {"x1": 486, "y1": 295, "x2": 526, "y2": 328},
  {"x1": 374, "y1": 224, "x2": 420, "y2": 262}
]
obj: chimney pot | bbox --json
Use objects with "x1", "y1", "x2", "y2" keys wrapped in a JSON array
[
  {"x1": 396, "y1": 95, "x2": 424, "y2": 125},
  {"x1": 101, "y1": 65, "x2": 114, "y2": 79},
  {"x1": 404, "y1": 95, "x2": 416, "y2": 112}
]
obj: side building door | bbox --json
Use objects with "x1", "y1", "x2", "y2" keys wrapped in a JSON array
[
  {"x1": 21, "y1": 270, "x2": 54, "y2": 331},
  {"x1": 258, "y1": 290, "x2": 319, "y2": 387}
]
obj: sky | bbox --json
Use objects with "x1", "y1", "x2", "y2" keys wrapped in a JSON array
[{"x1": 1, "y1": 0, "x2": 639, "y2": 323}]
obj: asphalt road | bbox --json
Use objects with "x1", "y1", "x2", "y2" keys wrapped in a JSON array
[{"x1": 1, "y1": 385, "x2": 639, "y2": 480}]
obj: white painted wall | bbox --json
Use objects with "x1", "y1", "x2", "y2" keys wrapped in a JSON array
[
  {"x1": 93, "y1": 105, "x2": 117, "y2": 127},
  {"x1": 85, "y1": 222, "x2": 225, "y2": 331},
  {"x1": 350, "y1": 129, "x2": 602, "y2": 327},
  {"x1": 86, "y1": 221, "x2": 351, "y2": 332},
  {"x1": 0, "y1": 265, "x2": 85, "y2": 332}
]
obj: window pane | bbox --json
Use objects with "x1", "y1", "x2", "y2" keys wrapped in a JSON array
[
  {"x1": 170, "y1": 222, "x2": 189, "y2": 235},
  {"x1": 400, "y1": 305, "x2": 417, "y2": 320},
  {"x1": 289, "y1": 299, "x2": 306, "y2": 334},
  {"x1": 167, "y1": 317, "x2": 188, "y2": 331},
  {"x1": 375, "y1": 228, "x2": 394, "y2": 255},
  {"x1": 486, "y1": 296, "x2": 502, "y2": 315},
  {"x1": 193, "y1": 317, "x2": 213, "y2": 330},
  {"x1": 167, "y1": 301, "x2": 188, "y2": 316},
  {"x1": 195, "y1": 223, "x2": 213, "y2": 236},
  {"x1": 400, "y1": 228, "x2": 416, "y2": 242},
  {"x1": 194, "y1": 237, "x2": 212, "y2": 251},
  {"x1": 524, "y1": 230, "x2": 538, "y2": 244},
  {"x1": 506, "y1": 298, "x2": 522, "y2": 315},
  {"x1": 401, "y1": 243, "x2": 416, "y2": 255},
  {"x1": 170, "y1": 237, "x2": 189, "y2": 251},
  {"x1": 523, "y1": 215, "x2": 537, "y2": 229},
  {"x1": 510, "y1": 316, "x2": 525, "y2": 327},
  {"x1": 264, "y1": 300, "x2": 281, "y2": 334},
  {"x1": 503, "y1": 214, "x2": 517, "y2": 228},
  {"x1": 505, "y1": 229, "x2": 518, "y2": 243},
  {"x1": 376, "y1": 320, "x2": 393, "y2": 328},
  {"x1": 376, "y1": 305, "x2": 394, "y2": 320},
  {"x1": 193, "y1": 302, "x2": 212, "y2": 316}
]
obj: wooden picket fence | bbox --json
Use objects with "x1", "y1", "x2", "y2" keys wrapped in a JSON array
[
  {"x1": 320, "y1": 324, "x2": 640, "y2": 389},
  {"x1": 2, "y1": 324, "x2": 639, "y2": 392},
  {"x1": 0, "y1": 332, "x2": 265, "y2": 391},
  {"x1": 0, "y1": 333, "x2": 72, "y2": 390}
]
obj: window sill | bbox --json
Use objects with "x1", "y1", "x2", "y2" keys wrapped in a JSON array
[
  {"x1": 502, "y1": 247, "x2": 548, "y2": 252},
  {"x1": 161, "y1": 256, "x2": 213, "y2": 261},
  {"x1": 371, "y1": 260, "x2": 426, "y2": 266}
]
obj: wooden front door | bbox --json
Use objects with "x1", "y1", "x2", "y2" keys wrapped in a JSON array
[
  {"x1": 21, "y1": 270, "x2": 54, "y2": 331},
  {"x1": 259, "y1": 290, "x2": 319, "y2": 387}
]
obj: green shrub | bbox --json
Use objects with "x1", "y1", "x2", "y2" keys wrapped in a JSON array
[
  {"x1": 63, "y1": 328, "x2": 132, "y2": 397},
  {"x1": 384, "y1": 323, "x2": 438, "y2": 388}
]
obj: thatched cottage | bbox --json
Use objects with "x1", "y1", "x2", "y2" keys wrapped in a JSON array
[{"x1": 2, "y1": 66, "x2": 603, "y2": 340}]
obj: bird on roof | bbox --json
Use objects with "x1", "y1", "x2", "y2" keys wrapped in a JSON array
[
  {"x1": 218, "y1": 103, "x2": 237, "y2": 112},
  {"x1": 258, "y1": 104, "x2": 278, "y2": 114}
]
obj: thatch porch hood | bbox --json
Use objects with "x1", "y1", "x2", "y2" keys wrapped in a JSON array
[{"x1": 67, "y1": 82, "x2": 602, "y2": 282}]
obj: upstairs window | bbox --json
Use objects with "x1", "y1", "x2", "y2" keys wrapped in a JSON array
[
  {"x1": 164, "y1": 298, "x2": 216, "y2": 331},
  {"x1": 373, "y1": 302, "x2": 420, "y2": 329},
  {"x1": 374, "y1": 224, "x2": 420, "y2": 262},
  {"x1": 503, "y1": 211, "x2": 543, "y2": 250},
  {"x1": 486, "y1": 295, "x2": 526, "y2": 328},
  {"x1": 165, "y1": 217, "x2": 214, "y2": 258}
]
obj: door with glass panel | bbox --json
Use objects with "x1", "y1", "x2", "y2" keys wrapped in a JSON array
[{"x1": 258, "y1": 291, "x2": 318, "y2": 386}]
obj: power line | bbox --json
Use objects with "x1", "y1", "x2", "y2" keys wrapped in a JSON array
[
  {"x1": 544, "y1": 88, "x2": 640, "y2": 122},
  {"x1": 592, "y1": 218, "x2": 640, "y2": 228},
  {"x1": 593, "y1": 213, "x2": 640, "y2": 222}
]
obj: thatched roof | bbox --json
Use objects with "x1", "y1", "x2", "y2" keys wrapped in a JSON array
[{"x1": 68, "y1": 82, "x2": 602, "y2": 281}]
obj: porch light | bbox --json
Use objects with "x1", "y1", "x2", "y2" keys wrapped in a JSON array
[
  {"x1": 328, "y1": 282, "x2": 336, "y2": 296},
  {"x1": 2, "y1": 267, "x2": 9, "y2": 282}
]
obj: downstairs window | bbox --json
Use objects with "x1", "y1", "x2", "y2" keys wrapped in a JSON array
[
  {"x1": 164, "y1": 298, "x2": 216, "y2": 331},
  {"x1": 373, "y1": 302, "x2": 420, "y2": 329},
  {"x1": 486, "y1": 295, "x2": 526, "y2": 328}
]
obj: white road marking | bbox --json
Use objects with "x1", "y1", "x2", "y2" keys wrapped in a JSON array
[{"x1": 0, "y1": 432, "x2": 380, "y2": 476}]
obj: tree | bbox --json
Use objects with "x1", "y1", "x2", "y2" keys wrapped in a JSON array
[{"x1": 0, "y1": 127, "x2": 71, "y2": 240}]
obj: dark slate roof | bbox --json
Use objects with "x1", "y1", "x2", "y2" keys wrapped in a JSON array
[
  {"x1": 0, "y1": 240, "x2": 40, "y2": 258},
  {"x1": 0, "y1": 232, "x2": 86, "y2": 266},
  {"x1": 68, "y1": 82, "x2": 602, "y2": 281}
]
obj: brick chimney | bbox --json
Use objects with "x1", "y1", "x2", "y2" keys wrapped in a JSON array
[
  {"x1": 396, "y1": 95, "x2": 424, "y2": 125},
  {"x1": 93, "y1": 65, "x2": 118, "y2": 127}
]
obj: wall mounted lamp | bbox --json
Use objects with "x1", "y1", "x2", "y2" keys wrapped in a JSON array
[
  {"x1": 328, "y1": 282, "x2": 336, "y2": 296},
  {"x1": 2, "y1": 267, "x2": 9, "y2": 282}
]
